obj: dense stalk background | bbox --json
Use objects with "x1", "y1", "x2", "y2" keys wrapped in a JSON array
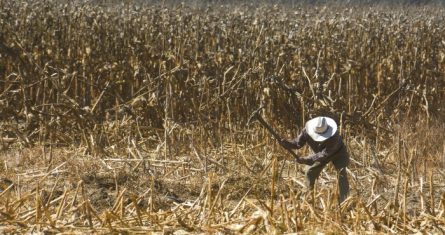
[{"x1": 0, "y1": 0, "x2": 444, "y2": 233}]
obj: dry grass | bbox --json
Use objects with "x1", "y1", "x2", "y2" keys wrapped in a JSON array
[{"x1": 1, "y1": 1, "x2": 444, "y2": 233}]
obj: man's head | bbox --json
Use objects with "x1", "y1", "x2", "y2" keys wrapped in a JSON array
[{"x1": 306, "y1": 116, "x2": 338, "y2": 142}]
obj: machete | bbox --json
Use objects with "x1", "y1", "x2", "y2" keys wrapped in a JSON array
[{"x1": 247, "y1": 106, "x2": 301, "y2": 161}]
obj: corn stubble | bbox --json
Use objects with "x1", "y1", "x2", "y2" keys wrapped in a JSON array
[{"x1": 0, "y1": 1, "x2": 444, "y2": 233}]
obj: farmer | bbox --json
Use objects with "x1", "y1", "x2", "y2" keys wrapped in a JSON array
[{"x1": 279, "y1": 116, "x2": 349, "y2": 203}]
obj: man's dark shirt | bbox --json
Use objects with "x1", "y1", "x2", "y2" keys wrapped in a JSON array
[{"x1": 287, "y1": 127, "x2": 345, "y2": 162}]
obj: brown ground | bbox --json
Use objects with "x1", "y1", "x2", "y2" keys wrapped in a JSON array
[{"x1": 1, "y1": 136, "x2": 444, "y2": 233}]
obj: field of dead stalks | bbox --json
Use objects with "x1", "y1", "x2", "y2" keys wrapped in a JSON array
[{"x1": 1, "y1": 1, "x2": 445, "y2": 234}]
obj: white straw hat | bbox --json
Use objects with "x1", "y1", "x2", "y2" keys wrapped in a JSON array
[{"x1": 305, "y1": 116, "x2": 338, "y2": 142}]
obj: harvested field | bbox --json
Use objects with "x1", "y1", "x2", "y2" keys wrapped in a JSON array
[{"x1": 0, "y1": 0, "x2": 444, "y2": 233}]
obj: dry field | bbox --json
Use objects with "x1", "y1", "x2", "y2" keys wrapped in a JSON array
[{"x1": 1, "y1": 0, "x2": 445, "y2": 234}]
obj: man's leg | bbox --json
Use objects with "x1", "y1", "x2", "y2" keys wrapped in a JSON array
[
  {"x1": 305, "y1": 161, "x2": 325, "y2": 190},
  {"x1": 331, "y1": 149, "x2": 350, "y2": 204}
]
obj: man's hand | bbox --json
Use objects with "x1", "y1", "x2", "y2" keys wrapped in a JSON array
[
  {"x1": 296, "y1": 157, "x2": 315, "y2": 165},
  {"x1": 278, "y1": 139, "x2": 294, "y2": 150}
]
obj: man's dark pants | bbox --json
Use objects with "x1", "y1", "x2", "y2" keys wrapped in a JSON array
[{"x1": 305, "y1": 146, "x2": 350, "y2": 204}]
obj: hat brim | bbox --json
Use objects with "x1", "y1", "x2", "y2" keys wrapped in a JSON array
[{"x1": 306, "y1": 117, "x2": 338, "y2": 142}]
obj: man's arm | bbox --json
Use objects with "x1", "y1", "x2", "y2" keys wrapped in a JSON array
[
  {"x1": 279, "y1": 128, "x2": 307, "y2": 150},
  {"x1": 307, "y1": 134, "x2": 342, "y2": 162}
]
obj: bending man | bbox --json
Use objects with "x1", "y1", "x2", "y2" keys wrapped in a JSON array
[{"x1": 280, "y1": 116, "x2": 350, "y2": 203}]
